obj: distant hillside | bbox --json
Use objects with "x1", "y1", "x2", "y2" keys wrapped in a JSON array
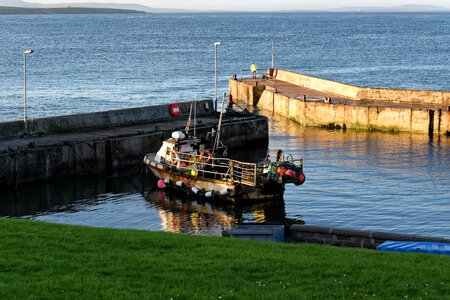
[
  {"x1": 50, "y1": 2, "x2": 191, "y2": 13},
  {"x1": 1, "y1": 0, "x2": 193, "y2": 13},
  {"x1": 2, "y1": 1, "x2": 448, "y2": 13},
  {"x1": 0, "y1": 6, "x2": 146, "y2": 14},
  {"x1": 330, "y1": 4, "x2": 450, "y2": 12}
]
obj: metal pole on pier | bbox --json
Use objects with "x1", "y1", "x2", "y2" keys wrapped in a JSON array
[
  {"x1": 23, "y1": 49, "x2": 33, "y2": 134},
  {"x1": 272, "y1": 41, "x2": 275, "y2": 68},
  {"x1": 214, "y1": 41, "x2": 221, "y2": 112}
]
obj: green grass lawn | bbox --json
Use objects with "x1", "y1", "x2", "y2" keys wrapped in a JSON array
[{"x1": 1, "y1": 218, "x2": 449, "y2": 299}]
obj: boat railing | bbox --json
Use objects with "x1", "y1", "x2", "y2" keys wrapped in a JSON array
[
  {"x1": 165, "y1": 150, "x2": 258, "y2": 187},
  {"x1": 265, "y1": 149, "x2": 303, "y2": 167}
]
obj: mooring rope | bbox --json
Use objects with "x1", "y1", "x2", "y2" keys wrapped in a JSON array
[
  {"x1": 68, "y1": 143, "x2": 145, "y2": 179},
  {"x1": 0, "y1": 156, "x2": 12, "y2": 177}
]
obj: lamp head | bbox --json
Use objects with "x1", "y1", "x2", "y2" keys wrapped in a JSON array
[
  {"x1": 24, "y1": 50, "x2": 33, "y2": 54},
  {"x1": 214, "y1": 42, "x2": 221, "y2": 46}
]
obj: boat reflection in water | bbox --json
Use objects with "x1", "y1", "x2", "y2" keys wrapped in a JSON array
[
  {"x1": 145, "y1": 188, "x2": 287, "y2": 235},
  {"x1": 1, "y1": 170, "x2": 291, "y2": 235}
]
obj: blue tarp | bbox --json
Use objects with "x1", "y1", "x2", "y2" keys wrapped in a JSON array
[{"x1": 377, "y1": 241, "x2": 450, "y2": 256}]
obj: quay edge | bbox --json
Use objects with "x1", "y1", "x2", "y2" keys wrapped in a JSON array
[
  {"x1": 0, "y1": 100, "x2": 268, "y2": 188},
  {"x1": 229, "y1": 69, "x2": 450, "y2": 136},
  {"x1": 289, "y1": 224, "x2": 450, "y2": 249}
]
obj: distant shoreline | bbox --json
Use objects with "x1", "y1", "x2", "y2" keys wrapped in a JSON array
[
  {"x1": 1, "y1": 6, "x2": 450, "y2": 15},
  {"x1": 0, "y1": 6, "x2": 146, "y2": 14}
]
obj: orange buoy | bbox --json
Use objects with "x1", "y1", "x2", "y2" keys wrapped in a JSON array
[{"x1": 277, "y1": 166, "x2": 286, "y2": 176}]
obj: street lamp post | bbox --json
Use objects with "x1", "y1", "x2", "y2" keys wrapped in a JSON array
[
  {"x1": 214, "y1": 41, "x2": 221, "y2": 112},
  {"x1": 23, "y1": 49, "x2": 33, "y2": 134},
  {"x1": 272, "y1": 41, "x2": 275, "y2": 69}
]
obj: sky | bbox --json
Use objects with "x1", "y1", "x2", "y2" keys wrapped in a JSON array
[{"x1": 22, "y1": 0, "x2": 450, "y2": 11}]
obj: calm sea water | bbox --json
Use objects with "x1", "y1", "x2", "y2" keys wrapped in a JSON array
[
  {"x1": 1, "y1": 13, "x2": 450, "y2": 121},
  {"x1": 0, "y1": 13, "x2": 449, "y2": 237},
  {"x1": 2, "y1": 111, "x2": 449, "y2": 237}
]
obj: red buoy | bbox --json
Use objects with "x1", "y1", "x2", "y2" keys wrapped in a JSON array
[
  {"x1": 297, "y1": 173, "x2": 306, "y2": 185},
  {"x1": 157, "y1": 179, "x2": 166, "y2": 189},
  {"x1": 285, "y1": 169, "x2": 296, "y2": 177},
  {"x1": 169, "y1": 103, "x2": 181, "y2": 117}
]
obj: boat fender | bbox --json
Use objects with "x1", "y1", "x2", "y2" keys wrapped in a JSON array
[
  {"x1": 285, "y1": 169, "x2": 296, "y2": 177},
  {"x1": 164, "y1": 179, "x2": 171, "y2": 184},
  {"x1": 205, "y1": 191, "x2": 213, "y2": 198},
  {"x1": 297, "y1": 173, "x2": 306, "y2": 185},
  {"x1": 176, "y1": 181, "x2": 185, "y2": 187},
  {"x1": 191, "y1": 186, "x2": 200, "y2": 195},
  {"x1": 157, "y1": 179, "x2": 166, "y2": 189},
  {"x1": 219, "y1": 188, "x2": 228, "y2": 196}
]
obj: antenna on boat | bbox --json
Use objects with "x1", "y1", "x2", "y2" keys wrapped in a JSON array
[
  {"x1": 213, "y1": 92, "x2": 226, "y2": 154},
  {"x1": 193, "y1": 96, "x2": 197, "y2": 138},
  {"x1": 185, "y1": 101, "x2": 193, "y2": 135}
]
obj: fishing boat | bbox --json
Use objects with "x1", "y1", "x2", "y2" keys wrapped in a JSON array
[{"x1": 143, "y1": 101, "x2": 305, "y2": 202}]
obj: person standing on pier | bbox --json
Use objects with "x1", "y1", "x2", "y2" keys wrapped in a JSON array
[{"x1": 250, "y1": 63, "x2": 257, "y2": 78}]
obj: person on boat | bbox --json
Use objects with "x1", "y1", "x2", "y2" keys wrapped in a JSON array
[
  {"x1": 200, "y1": 149, "x2": 212, "y2": 164},
  {"x1": 276, "y1": 149, "x2": 283, "y2": 162}
]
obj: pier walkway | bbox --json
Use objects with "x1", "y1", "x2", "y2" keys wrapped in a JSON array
[
  {"x1": 230, "y1": 69, "x2": 450, "y2": 135},
  {"x1": 0, "y1": 100, "x2": 268, "y2": 188},
  {"x1": 243, "y1": 78, "x2": 449, "y2": 111}
]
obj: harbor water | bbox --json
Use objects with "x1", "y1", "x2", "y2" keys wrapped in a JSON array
[
  {"x1": 0, "y1": 13, "x2": 449, "y2": 238},
  {"x1": 2, "y1": 111, "x2": 449, "y2": 238}
]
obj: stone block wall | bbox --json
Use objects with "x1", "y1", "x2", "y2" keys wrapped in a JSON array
[
  {"x1": 0, "y1": 100, "x2": 213, "y2": 139},
  {"x1": 230, "y1": 78, "x2": 450, "y2": 135}
]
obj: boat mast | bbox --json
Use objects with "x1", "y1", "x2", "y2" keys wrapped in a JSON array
[
  {"x1": 185, "y1": 101, "x2": 194, "y2": 135},
  {"x1": 194, "y1": 97, "x2": 197, "y2": 138},
  {"x1": 213, "y1": 92, "x2": 226, "y2": 154}
]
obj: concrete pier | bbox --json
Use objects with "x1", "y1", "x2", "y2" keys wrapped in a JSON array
[
  {"x1": 289, "y1": 224, "x2": 450, "y2": 249},
  {"x1": 229, "y1": 69, "x2": 450, "y2": 135},
  {"x1": 0, "y1": 100, "x2": 268, "y2": 188}
]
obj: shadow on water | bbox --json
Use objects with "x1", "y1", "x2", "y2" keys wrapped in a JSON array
[
  {"x1": 0, "y1": 175, "x2": 147, "y2": 218},
  {"x1": 1, "y1": 114, "x2": 449, "y2": 237},
  {"x1": 0, "y1": 159, "x2": 291, "y2": 235}
]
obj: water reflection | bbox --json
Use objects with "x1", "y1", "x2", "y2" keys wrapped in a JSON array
[
  {"x1": 1, "y1": 111, "x2": 449, "y2": 238},
  {"x1": 261, "y1": 109, "x2": 450, "y2": 238},
  {"x1": 0, "y1": 173, "x2": 288, "y2": 235},
  {"x1": 0, "y1": 175, "x2": 147, "y2": 218},
  {"x1": 146, "y1": 189, "x2": 286, "y2": 235}
]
